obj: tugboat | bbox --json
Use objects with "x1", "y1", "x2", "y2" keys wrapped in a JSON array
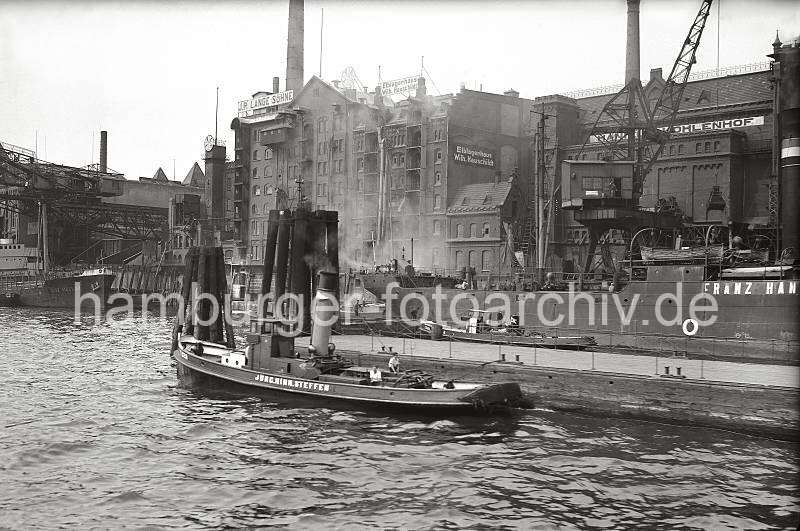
[{"x1": 173, "y1": 258, "x2": 523, "y2": 412}]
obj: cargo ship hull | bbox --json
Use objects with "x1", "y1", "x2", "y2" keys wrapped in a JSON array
[
  {"x1": 12, "y1": 273, "x2": 115, "y2": 309},
  {"x1": 391, "y1": 277, "x2": 800, "y2": 363}
]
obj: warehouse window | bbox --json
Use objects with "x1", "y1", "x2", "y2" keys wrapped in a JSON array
[
  {"x1": 695, "y1": 143, "x2": 702, "y2": 154},
  {"x1": 714, "y1": 141, "x2": 720, "y2": 152},
  {"x1": 470, "y1": 223, "x2": 477, "y2": 238},
  {"x1": 484, "y1": 223, "x2": 490, "y2": 236},
  {"x1": 253, "y1": 185, "x2": 261, "y2": 196},
  {"x1": 434, "y1": 171, "x2": 442, "y2": 185},
  {"x1": 678, "y1": 144, "x2": 685, "y2": 155},
  {"x1": 434, "y1": 194, "x2": 441, "y2": 210},
  {"x1": 482, "y1": 250, "x2": 491, "y2": 271},
  {"x1": 456, "y1": 224, "x2": 464, "y2": 238},
  {"x1": 253, "y1": 149, "x2": 259, "y2": 161},
  {"x1": 433, "y1": 219, "x2": 441, "y2": 234},
  {"x1": 435, "y1": 148, "x2": 443, "y2": 162},
  {"x1": 704, "y1": 141, "x2": 711, "y2": 153}
]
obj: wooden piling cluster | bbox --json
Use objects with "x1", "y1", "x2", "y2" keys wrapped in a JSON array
[
  {"x1": 259, "y1": 208, "x2": 339, "y2": 333},
  {"x1": 110, "y1": 264, "x2": 184, "y2": 296},
  {"x1": 171, "y1": 247, "x2": 235, "y2": 352}
]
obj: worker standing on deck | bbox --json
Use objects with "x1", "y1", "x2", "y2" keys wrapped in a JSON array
[
  {"x1": 388, "y1": 352, "x2": 400, "y2": 373},
  {"x1": 370, "y1": 366, "x2": 383, "y2": 385}
]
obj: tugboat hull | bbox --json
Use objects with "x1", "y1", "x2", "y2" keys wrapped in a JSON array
[{"x1": 173, "y1": 343, "x2": 523, "y2": 412}]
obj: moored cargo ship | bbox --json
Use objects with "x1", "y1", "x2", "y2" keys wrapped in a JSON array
[
  {"x1": 0, "y1": 243, "x2": 115, "y2": 309},
  {"x1": 390, "y1": 256, "x2": 800, "y2": 363}
]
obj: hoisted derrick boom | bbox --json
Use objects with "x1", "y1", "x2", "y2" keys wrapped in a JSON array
[
  {"x1": 579, "y1": 0, "x2": 713, "y2": 199},
  {"x1": 564, "y1": 0, "x2": 714, "y2": 277}
]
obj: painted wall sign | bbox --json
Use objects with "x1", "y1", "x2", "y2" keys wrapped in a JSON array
[
  {"x1": 380, "y1": 76, "x2": 419, "y2": 96},
  {"x1": 661, "y1": 116, "x2": 765, "y2": 135},
  {"x1": 452, "y1": 144, "x2": 495, "y2": 168},
  {"x1": 702, "y1": 280, "x2": 797, "y2": 296},
  {"x1": 589, "y1": 116, "x2": 765, "y2": 144},
  {"x1": 237, "y1": 90, "x2": 294, "y2": 117}
]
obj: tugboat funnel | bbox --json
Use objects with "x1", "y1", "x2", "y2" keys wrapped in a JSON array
[{"x1": 310, "y1": 270, "x2": 338, "y2": 356}]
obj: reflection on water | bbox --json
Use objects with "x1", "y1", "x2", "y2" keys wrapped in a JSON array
[{"x1": 0, "y1": 308, "x2": 798, "y2": 529}]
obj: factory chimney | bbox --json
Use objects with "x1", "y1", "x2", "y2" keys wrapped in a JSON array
[
  {"x1": 625, "y1": 0, "x2": 641, "y2": 84},
  {"x1": 769, "y1": 40, "x2": 800, "y2": 254},
  {"x1": 286, "y1": 0, "x2": 304, "y2": 93},
  {"x1": 99, "y1": 130, "x2": 108, "y2": 173},
  {"x1": 273, "y1": 76, "x2": 280, "y2": 94}
]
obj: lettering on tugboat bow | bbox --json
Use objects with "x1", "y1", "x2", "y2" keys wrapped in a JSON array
[{"x1": 254, "y1": 374, "x2": 330, "y2": 392}]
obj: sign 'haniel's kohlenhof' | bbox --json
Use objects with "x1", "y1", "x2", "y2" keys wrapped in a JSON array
[{"x1": 452, "y1": 144, "x2": 495, "y2": 168}]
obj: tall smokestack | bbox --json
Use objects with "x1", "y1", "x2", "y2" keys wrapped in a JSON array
[
  {"x1": 286, "y1": 0, "x2": 304, "y2": 93},
  {"x1": 273, "y1": 76, "x2": 280, "y2": 94},
  {"x1": 100, "y1": 130, "x2": 108, "y2": 173},
  {"x1": 625, "y1": 0, "x2": 641, "y2": 84}
]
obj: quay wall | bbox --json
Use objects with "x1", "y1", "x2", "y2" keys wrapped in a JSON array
[{"x1": 344, "y1": 350, "x2": 799, "y2": 440}]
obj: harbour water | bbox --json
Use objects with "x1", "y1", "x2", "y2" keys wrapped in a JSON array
[{"x1": 1, "y1": 308, "x2": 798, "y2": 529}]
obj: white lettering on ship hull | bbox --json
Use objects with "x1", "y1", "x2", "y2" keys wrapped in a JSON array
[
  {"x1": 702, "y1": 281, "x2": 796, "y2": 296},
  {"x1": 254, "y1": 374, "x2": 330, "y2": 392}
]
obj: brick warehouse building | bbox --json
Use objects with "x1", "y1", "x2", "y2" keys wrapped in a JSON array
[
  {"x1": 224, "y1": 40, "x2": 785, "y2": 279},
  {"x1": 228, "y1": 76, "x2": 531, "y2": 276},
  {"x1": 532, "y1": 55, "x2": 780, "y2": 273}
]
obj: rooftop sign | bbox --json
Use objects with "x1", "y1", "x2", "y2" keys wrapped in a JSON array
[
  {"x1": 237, "y1": 90, "x2": 294, "y2": 117},
  {"x1": 380, "y1": 76, "x2": 418, "y2": 96}
]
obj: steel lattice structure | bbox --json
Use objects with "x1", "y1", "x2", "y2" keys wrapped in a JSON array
[
  {"x1": 0, "y1": 142, "x2": 168, "y2": 258},
  {"x1": 578, "y1": 0, "x2": 714, "y2": 199}
]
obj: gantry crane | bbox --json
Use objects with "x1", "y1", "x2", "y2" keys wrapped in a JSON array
[{"x1": 0, "y1": 142, "x2": 169, "y2": 265}]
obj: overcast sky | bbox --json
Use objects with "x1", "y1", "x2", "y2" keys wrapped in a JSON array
[{"x1": 1, "y1": 0, "x2": 797, "y2": 179}]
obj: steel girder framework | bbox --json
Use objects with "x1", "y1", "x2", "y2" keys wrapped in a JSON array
[
  {"x1": 578, "y1": 0, "x2": 714, "y2": 199},
  {"x1": 0, "y1": 142, "x2": 168, "y2": 241}
]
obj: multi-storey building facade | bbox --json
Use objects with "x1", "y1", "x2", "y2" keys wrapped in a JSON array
[
  {"x1": 228, "y1": 77, "x2": 532, "y2": 276},
  {"x1": 531, "y1": 57, "x2": 779, "y2": 272}
]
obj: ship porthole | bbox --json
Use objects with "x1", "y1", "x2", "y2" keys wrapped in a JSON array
[{"x1": 682, "y1": 318, "x2": 699, "y2": 336}]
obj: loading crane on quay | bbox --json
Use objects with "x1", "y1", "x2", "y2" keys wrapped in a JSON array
[
  {"x1": 562, "y1": 0, "x2": 714, "y2": 277},
  {"x1": 0, "y1": 141, "x2": 168, "y2": 266}
]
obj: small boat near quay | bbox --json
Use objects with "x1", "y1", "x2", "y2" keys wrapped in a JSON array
[{"x1": 421, "y1": 310, "x2": 597, "y2": 351}]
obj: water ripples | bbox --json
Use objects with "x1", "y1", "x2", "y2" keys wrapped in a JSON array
[{"x1": 0, "y1": 308, "x2": 798, "y2": 529}]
